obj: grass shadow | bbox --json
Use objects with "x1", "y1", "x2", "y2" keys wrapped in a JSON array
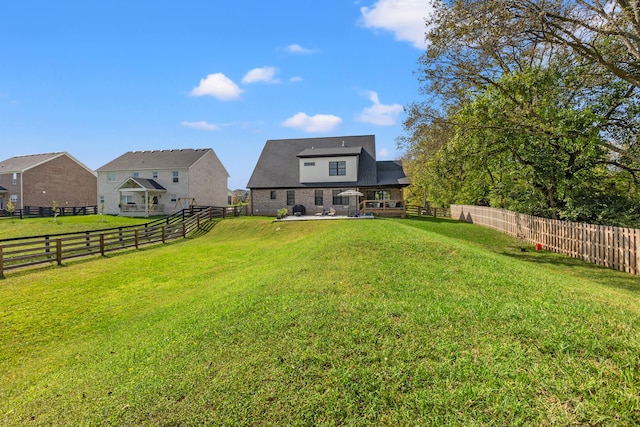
[
  {"x1": 398, "y1": 216, "x2": 640, "y2": 294},
  {"x1": 1, "y1": 219, "x2": 222, "y2": 280}
]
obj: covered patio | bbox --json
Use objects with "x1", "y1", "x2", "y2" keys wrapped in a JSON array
[{"x1": 116, "y1": 177, "x2": 166, "y2": 217}]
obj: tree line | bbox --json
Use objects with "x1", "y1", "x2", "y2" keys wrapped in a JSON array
[{"x1": 400, "y1": 0, "x2": 640, "y2": 227}]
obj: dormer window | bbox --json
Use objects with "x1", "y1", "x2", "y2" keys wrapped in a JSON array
[{"x1": 329, "y1": 161, "x2": 346, "y2": 176}]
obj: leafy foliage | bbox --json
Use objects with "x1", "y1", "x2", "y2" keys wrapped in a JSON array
[{"x1": 400, "y1": 0, "x2": 640, "y2": 226}]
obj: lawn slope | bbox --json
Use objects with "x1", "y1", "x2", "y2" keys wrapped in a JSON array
[{"x1": 1, "y1": 217, "x2": 639, "y2": 426}]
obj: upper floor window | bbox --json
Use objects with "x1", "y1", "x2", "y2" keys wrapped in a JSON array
[
  {"x1": 107, "y1": 172, "x2": 116, "y2": 182},
  {"x1": 133, "y1": 171, "x2": 139, "y2": 178},
  {"x1": 152, "y1": 171, "x2": 158, "y2": 179},
  {"x1": 329, "y1": 161, "x2": 346, "y2": 176},
  {"x1": 172, "y1": 171, "x2": 179, "y2": 183},
  {"x1": 12, "y1": 173, "x2": 17, "y2": 185},
  {"x1": 304, "y1": 162, "x2": 315, "y2": 167}
]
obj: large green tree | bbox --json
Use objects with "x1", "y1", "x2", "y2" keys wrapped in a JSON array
[{"x1": 400, "y1": 0, "x2": 640, "y2": 225}]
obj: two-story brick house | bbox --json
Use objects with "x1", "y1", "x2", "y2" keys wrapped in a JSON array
[
  {"x1": 247, "y1": 135, "x2": 409, "y2": 217},
  {"x1": 0, "y1": 152, "x2": 97, "y2": 211},
  {"x1": 96, "y1": 148, "x2": 229, "y2": 216}
]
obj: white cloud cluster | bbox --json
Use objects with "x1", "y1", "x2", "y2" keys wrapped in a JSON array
[
  {"x1": 281, "y1": 112, "x2": 342, "y2": 133},
  {"x1": 242, "y1": 67, "x2": 280, "y2": 84},
  {"x1": 189, "y1": 73, "x2": 243, "y2": 101},
  {"x1": 356, "y1": 91, "x2": 403, "y2": 126},
  {"x1": 285, "y1": 44, "x2": 318, "y2": 54},
  {"x1": 360, "y1": 0, "x2": 431, "y2": 49},
  {"x1": 180, "y1": 121, "x2": 221, "y2": 131}
]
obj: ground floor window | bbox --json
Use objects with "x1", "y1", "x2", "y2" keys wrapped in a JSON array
[
  {"x1": 10, "y1": 194, "x2": 18, "y2": 204},
  {"x1": 315, "y1": 190, "x2": 323, "y2": 206},
  {"x1": 170, "y1": 194, "x2": 177, "y2": 202},
  {"x1": 121, "y1": 195, "x2": 134, "y2": 204},
  {"x1": 270, "y1": 190, "x2": 277, "y2": 200},
  {"x1": 366, "y1": 190, "x2": 391, "y2": 200},
  {"x1": 287, "y1": 190, "x2": 295, "y2": 205},
  {"x1": 332, "y1": 190, "x2": 349, "y2": 206}
]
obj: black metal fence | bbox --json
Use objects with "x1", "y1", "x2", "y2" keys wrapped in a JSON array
[{"x1": 0, "y1": 206, "x2": 98, "y2": 219}]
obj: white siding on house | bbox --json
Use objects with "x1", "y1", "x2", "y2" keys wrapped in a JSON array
[
  {"x1": 188, "y1": 150, "x2": 229, "y2": 207},
  {"x1": 299, "y1": 156, "x2": 358, "y2": 183}
]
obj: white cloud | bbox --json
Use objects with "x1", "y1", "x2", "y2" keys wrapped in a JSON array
[
  {"x1": 360, "y1": 0, "x2": 431, "y2": 49},
  {"x1": 356, "y1": 91, "x2": 403, "y2": 126},
  {"x1": 285, "y1": 44, "x2": 318, "y2": 54},
  {"x1": 242, "y1": 67, "x2": 280, "y2": 84},
  {"x1": 190, "y1": 73, "x2": 242, "y2": 101},
  {"x1": 180, "y1": 121, "x2": 221, "y2": 131},
  {"x1": 281, "y1": 112, "x2": 342, "y2": 133},
  {"x1": 378, "y1": 148, "x2": 390, "y2": 158},
  {"x1": 289, "y1": 76, "x2": 303, "y2": 83}
]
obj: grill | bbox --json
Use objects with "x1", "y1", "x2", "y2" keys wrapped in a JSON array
[{"x1": 292, "y1": 204, "x2": 306, "y2": 216}]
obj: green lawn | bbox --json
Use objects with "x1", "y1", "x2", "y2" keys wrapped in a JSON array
[
  {"x1": 0, "y1": 215, "x2": 157, "y2": 240},
  {"x1": 1, "y1": 216, "x2": 639, "y2": 426}
]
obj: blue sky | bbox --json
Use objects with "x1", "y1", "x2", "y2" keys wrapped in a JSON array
[{"x1": 0, "y1": 0, "x2": 431, "y2": 190}]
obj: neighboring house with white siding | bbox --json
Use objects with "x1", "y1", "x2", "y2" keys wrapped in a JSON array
[{"x1": 96, "y1": 148, "x2": 229, "y2": 216}]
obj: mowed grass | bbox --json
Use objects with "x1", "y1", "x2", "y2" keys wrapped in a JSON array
[
  {"x1": 1, "y1": 216, "x2": 639, "y2": 426},
  {"x1": 0, "y1": 215, "x2": 156, "y2": 240}
]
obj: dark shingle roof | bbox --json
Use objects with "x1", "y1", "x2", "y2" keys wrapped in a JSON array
[
  {"x1": 0, "y1": 153, "x2": 65, "y2": 173},
  {"x1": 115, "y1": 177, "x2": 167, "y2": 192},
  {"x1": 297, "y1": 146, "x2": 363, "y2": 157},
  {"x1": 376, "y1": 161, "x2": 410, "y2": 186},
  {"x1": 96, "y1": 149, "x2": 213, "y2": 171},
  {"x1": 247, "y1": 135, "x2": 409, "y2": 189},
  {"x1": 132, "y1": 178, "x2": 167, "y2": 190}
]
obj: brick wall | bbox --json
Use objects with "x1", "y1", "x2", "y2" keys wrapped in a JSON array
[
  {"x1": 22, "y1": 155, "x2": 97, "y2": 207},
  {"x1": 251, "y1": 188, "x2": 357, "y2": 216}
]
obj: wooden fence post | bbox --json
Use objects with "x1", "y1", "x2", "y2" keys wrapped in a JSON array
[
  {"x1": 162, "y1": 226, "x2": 166, "y2": 243},
  {"x1": 182, "y1": 222, "x2": 186, "y2": 238},
  {"x1": 135, "y1": 229, "x2": 139, "y2": 249},
  {"x1": 0, "y1": 245, "x2": 4, "y2": 279},
  {"x1": 100, "y1": 233, "x2": 105, "y2": 256},
  {"x1": 56, "y1": 239, "x2": 62, "y2": 266}
]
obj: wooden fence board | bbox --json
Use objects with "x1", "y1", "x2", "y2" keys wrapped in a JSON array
[
  {"x1": 0, "y1": 207, "x2": 223, "y2": 278},
  {"x1": 451, "y1": 205, "x2": 640, "y2": 275}
]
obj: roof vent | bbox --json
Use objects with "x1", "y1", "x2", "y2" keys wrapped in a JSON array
[{"x1": 342, "y1": 141, "x2": 345, "y2": 147}]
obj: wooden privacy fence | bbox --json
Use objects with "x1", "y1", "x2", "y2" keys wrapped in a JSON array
[
  {"x1": 406, "y1": 205, "x2": 450, "y2": 218},
  {"x1": 451, "y1": 205, "x2": 640, "y2": 275},
  {"x1": 0, "y1": 207, "x2": 227, "y2": 278}
]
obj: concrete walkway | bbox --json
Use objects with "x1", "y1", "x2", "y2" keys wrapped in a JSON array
[{"x1": 276, "y1": 214, "x2": 374, "y2": 221}]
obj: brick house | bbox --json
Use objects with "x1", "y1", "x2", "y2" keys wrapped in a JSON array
[
  {"x1": 247, "y1": 135, "x2": 409, "y2": 217},
  {"x1": 96, "y1": 148, "x2": 229, "y2": 216},
  {"x1": 0, "y1": 152, "x2": 97, "y2": 211}
]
